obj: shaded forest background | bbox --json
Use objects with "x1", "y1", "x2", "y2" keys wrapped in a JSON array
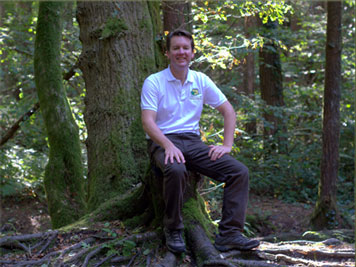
[
  {"x1": 0, "y1": 1, "x2": 355, "y2": 266},
  {"x1": 0, "y1": 0, "x2": 355, "y2": 240},
  {"x1": 1, "y1": 0, "x2": 354, "y2": 227}
]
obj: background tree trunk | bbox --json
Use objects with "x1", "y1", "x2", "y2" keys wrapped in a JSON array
[
  {"x1": 34, "y1": 1, "x2": 86, "y2": 228},
  {"x1": 162, "y1": 0, "x2": 191, "y2": 32},
  {"x1": 243, "y1": 15, "x2": 257, "y2": 134},
  {"x1": 77, "y1": 1, "x2": 163, "y2": 211},
  {"x1": 311, "y1": 0, "x2": 342, "y2": 230},
  {"x1": 259, "y1": 20, "x2": 284, "y2": 138}
]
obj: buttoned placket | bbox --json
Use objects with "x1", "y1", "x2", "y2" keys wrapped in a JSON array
[{"x1": 180, "y1": 80, "x2": 192, "y2": 101}]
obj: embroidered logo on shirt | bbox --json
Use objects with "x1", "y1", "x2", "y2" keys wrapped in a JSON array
[
  {"x1": 190, "y1": 88, "x2": 202, "y2": 101},
  {"x1": 191, "y1": 88, "x2": 199, "y2": 96}
]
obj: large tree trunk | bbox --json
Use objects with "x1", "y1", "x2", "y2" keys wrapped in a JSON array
[
  {"x1": 310, "y1": 0, "x2": 342, "y2": 230},
  {"x1": 34, "y1": 1, "x2": 86, "y2": 228},
  {"x1": 76, "y1": 1, "x2": 163, "y2": 211},
  {"x1": 76, "y1": 3, "x2": 223, "y2": 265}
]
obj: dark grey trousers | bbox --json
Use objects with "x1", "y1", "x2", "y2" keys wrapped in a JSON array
[{"x1": 148, "y1": 132, "x2": 249, "y2": 236}]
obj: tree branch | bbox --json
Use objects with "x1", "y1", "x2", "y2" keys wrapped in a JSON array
[{"x1": 0, "y1": 102, "x2": 40, "y2": 147}]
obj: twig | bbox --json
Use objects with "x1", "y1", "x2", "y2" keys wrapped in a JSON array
[
  {"x1": 111, "y1": 255, "x2": 131, "y2": 263},
  {"x1": 53, "y1": 237, "x2": 96, "y2": 265},
  {"x1": 29, "y1": 238, "x2": 46, "y2": 252},
  {"x1": 0, "y1": 102, "x2": 40, "y2": 147},
  {"x1": 93, "y1": 253, "x2": 116, "y2": 267},
  {"x1": 199, "y1": 182, "x2": 225, "y2": 195},
  {"x1": 82, "y1": 246, "x2": 104, "y2": 267},
  {"x1": 62, "y1": 247, "x2": 91, "y2": 265},
  {"x1": 11, "y1": 258, "x2": 50, "y2": 267},
  {"x1": 1, "y1": 239, "x2": 30, "y2": 253},
  {"x1": 127, "y1": 252, "x2": 139, "y2": 267},
  {"x1": 36, "y1": 230, "x2": 58, "y2": 255}
]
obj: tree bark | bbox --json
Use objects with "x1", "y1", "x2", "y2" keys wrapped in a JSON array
[
  {"x1": 258, "y1": 18, "x2": 287, "y2": 156},
  {"x1": 259, "y1": 20, "x2": 284, "y2": 138},
  {"x1": 76, "y1": 1, "x2": 163, "y2": 211},
  {"x1": 34, "y1": 1, "x2": 86, "y2": 228},
  {"x1": 243, "y1": 15, "x2": 257, "y2": 134},
  {"x1": 162, "y1": 0, "x2": 191, "y2": 32},
  {"x1": 311, "y1": 0, "x2": 342, "y2": 230}
]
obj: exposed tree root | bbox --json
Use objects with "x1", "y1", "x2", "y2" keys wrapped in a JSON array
[
  {"x1": 261, "y1": 229, "x2": 355, "y2": 243},
  {"x1": 1, "y1": 225, "x2": 354, "y2": 267},
  {"x1": 1, "y1": 219, "x2": 355, "y2": 267},
  {"x1": 153, "y1": 251, "x2": 177, "y2": 267},
  {"x1": 185, "y1": 223, "x2": 221, "y2": 263},
  {"x1": 229, "y1": 258, "x2": 280, "y2": 267},
  {"x1": 0, "y1": 230, "x2": 158, "y2": 266}
]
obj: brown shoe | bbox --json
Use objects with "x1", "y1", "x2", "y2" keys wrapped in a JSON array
[
  {"x1": 214, "y1": 232, "x2": 260, "y2": 252},
  {"x1": 164, "y1": 228, "x2": 186, "y2": 253}
]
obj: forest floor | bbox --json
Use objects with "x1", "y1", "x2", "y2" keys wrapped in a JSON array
[
  {"x1": 1, "y1": 193, "x2": 354, "y2": 267},
  {"x1": 0, "y1": 193, "x2": 313, "y2": 236}
]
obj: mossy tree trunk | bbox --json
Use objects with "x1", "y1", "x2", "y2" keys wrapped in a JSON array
[
  {"x1": 258, "y1": 20, "x2": 284, "y2": 136},
  {"x1": 34, "y1": 1, "x2": 86, "y2": 229},
  {"x1": 76, "y1": 1, "x2": 164, "y2": 211},
  {"x1": 259, "y1": 19, "x2": 287, "y2": 154},
  {"x1": 311, "y1": 1, "x2": 342, "y2": 230},
  {"x1": 76, "y1": 3, "x2": 217, "y2": 262}
]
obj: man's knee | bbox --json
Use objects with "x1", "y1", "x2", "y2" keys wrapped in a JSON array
[
  {"x1": 164, "y1": 163, "x2": 187, "y2": 184},
  {"x1": 239, "y1": 164, "x2": 249, "y2": 178},
  {"x1": 226, "y1": 161, "x2": 249, "y2": 185},
  {"x1": 164, "y1": 162, "x2": 186, "y2": 174}
]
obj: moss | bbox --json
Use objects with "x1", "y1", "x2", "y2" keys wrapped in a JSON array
[
  {"x1": 62, "y1": 184, "x2": 149, "y2": 231},
  {"x1": 182, "y1": 196, "x2": 216, "y2": 240},
  {"x1": 101, "y1": 17, "x2": 128, "y2": 39},
  {"x1": 123, "y1": 209, "x2": 152, "y2": 229},
  {"x1": 34, "y1": 1, "x2": 86, "y2": 228},
  {"x1": 147, "y1": 1, "x2": 166, "y2": 70}
]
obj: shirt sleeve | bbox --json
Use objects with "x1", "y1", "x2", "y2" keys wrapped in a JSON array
[
  {"x1": 141, "y1": 77, "x2": 159, "y2": 112},
  {"x1": 203, "y1": 74, "x2": 227, "y2": 108}
]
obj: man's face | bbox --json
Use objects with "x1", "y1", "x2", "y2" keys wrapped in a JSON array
[{"x1": 167, "y1": 36, "x2": 194, "y2": 69}]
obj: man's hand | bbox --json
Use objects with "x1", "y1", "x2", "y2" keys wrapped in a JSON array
[
  {"x1": 165, "y1": 143, "x2": 186, "y2": 165},
  {"x1": 208, "y1": 145, "x2": 232, "y2": 161}
]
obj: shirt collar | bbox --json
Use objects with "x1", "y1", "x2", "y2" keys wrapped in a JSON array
[{"x1": 166, "y1": 66, "x2": 193, "y2": 84}]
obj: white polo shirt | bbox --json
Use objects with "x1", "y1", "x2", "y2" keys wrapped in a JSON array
[{"x1": 141, "y1": 67, "x2": 227, "y2": 135}]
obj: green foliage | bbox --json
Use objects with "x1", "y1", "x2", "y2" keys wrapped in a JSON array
[
  {"x1": 198, "y1": 1, "x2": 354, "y2": 219},
  {"x1": 0, "y1": 0, "x2": 354, "y2": 231},
  {"x1": 191, "y1": 0, "x2": 292, "y2": 70},
  {"x1": 0, "y1": 2, "x2": 87, "y2": 198}
]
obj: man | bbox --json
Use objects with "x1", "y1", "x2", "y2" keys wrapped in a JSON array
[{"x1": 141, "y1": 29, "x2": 259, "y2": 253}]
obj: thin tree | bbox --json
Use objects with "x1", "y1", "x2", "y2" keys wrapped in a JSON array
[
  {"x1": 34, "y1": 1, "x2": 86, "y2": 228},
  {"x1": 243, "y1": 15, "x2": 257, "y2": 134},
  {"x1": 311, "y1": 0, "x2": 342, "y2": 229},
  {"x1": 259, "y1": 19, "x2": 284, "y2": 138},
  {"x1": 162, "y1": 0, "x2": 191, "y2": 32}
]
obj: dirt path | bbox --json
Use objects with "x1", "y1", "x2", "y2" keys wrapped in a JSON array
[{"x1": 0, "y1": 193, "x2": 313, "y2": 236}]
